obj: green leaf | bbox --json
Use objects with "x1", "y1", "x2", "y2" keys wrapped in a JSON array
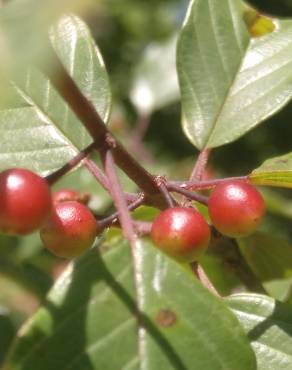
[
  {"x1": 0, "y1": 254, "x2": 52, "y2": 299},
  {"x1": 238, "y1": 232, "x2": 292, "y2": 301},
  {"x1": 130, "y1": 35, "x2": 179, "y2": 114},
  {"x1": 250, "y1": 152, "x2": 292, "y2": 188},
  {"x1": 0, "y1": 307, "x2": 15, "y2": 364},
  {"x1": 177, "y1": 0, "x2": 292, "y2": 149},
  {"x1": 238, "y1": 232, "x2": 292, "y2": 281},
  {"x1": 199, "y1": 253, "x2": 241, "y2": 295},
  {"x1": 5, "y1": 239, "x2": 256, "y2": 370},
  {"x1": 0, "y1": 14, "x2": 111, "y2": 175},
  {"x1": 262, "y1": 188, "x2": 292, "y2": 220},
  {"x1": 228, "y1": 293, "x2": 292, "y2": 370}
]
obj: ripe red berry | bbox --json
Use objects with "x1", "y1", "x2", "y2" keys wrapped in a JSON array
[
  {"x1": 208, "y1": 181, "x2": 266, "y2": 238},
  {"x1": 0, "y1": 168, "x2": 51, "y2": 235},
  {"x1": 40, "y1": 201, "x2": 97, "y2": 258},
  {"x1": 53, "y1": 188, "x2": 90, "y2": 205},
  {"x1": 151, "y1": 207, "x2": 210, "y2": 263}
]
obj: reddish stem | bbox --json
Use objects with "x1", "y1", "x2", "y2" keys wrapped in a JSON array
[
  {"x1": 167, "y1": 184, "x2": 208, "y2": 206},
  {"x1": 45, "y1": 142, "x2": 97, "y2": 184},
  {"x1": 132, "y1": 113, "x2": 150, "y2": 141},
  {"x1": 191, "y1": 262, "x2": 221, "y2": 297},
  {"x1": 190, "y1": 149, "x2": 210, "y2": 182},
  {"x1": 170, "y1": 176, "x2": 248, "y2": 191},
  {"x1": 130, "y1": 113, "x2": 153, "y2": 163},
  {"x1": 182, "y1": 149, "x2": 210, "y2": 207},
  {"x1": 133, "y1": 221, "x2": 152, "y2": 236},
  {"x1": 39, "y1": 43, "x2": 167, "y2": 208},
  {"x1": 101, "y1": 220, "x2": 152, "y2": 236},
  {"x1": 102, "y1": 149, "x2": 137, "y2": 245},
  {"x1": 84, "y1": 157, "x2": 137, "y2": 204},
  {"x1": 83, "y1": 157, "x2": 110, "y2": 191},
  {"x1": 155, "y1": 177, "x2": 177, "y2": 208},
  {"x1": 98, "y1": 194, "x2": 145, "y2": 229}
]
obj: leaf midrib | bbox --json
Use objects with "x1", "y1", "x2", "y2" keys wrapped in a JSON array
[{"x1": 203, "y1": 0, "x2": 251, "y2": 149}]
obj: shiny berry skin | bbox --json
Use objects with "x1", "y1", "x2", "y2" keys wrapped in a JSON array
[
  {"x1": 40, "y1": 201, "x2": 97, "y2": 258},
  {"x1": 151, "y1": 207, "x2": 210, "y2": 263},
  {"x1": 0, "y1": 168, "x2": 51, "y2": 235},
  {"x1": 208, "y1": 181, "x2": 266, "y2": 238},
  {"x1": 53, "y1": 189, "x2": 90, "y2": 205}
]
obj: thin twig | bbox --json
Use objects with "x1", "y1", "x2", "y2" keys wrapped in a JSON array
[
  {"x1": 191, "y1": 262, "x2": 221, "y2": 297},
  {"x1": 182, "y1": 149, "x2": 210, "y2": 207},
  {"x1": 83, "y1": 157, "x2": 110, "y2": 191},
  {"x1": 156, "y1": 178, "x2": 176, "y2": 208},
  {"x1": 129, "y1": 113, "x2": 153, "y2": 163},
  {"x1": 104, "y1": 220, "x2": 152, "y2": 236},
  {"x1": 84, "y1": 157, "x2": 137, "y2": 203},
  {"x1": 167, "y1": 184, "x2": 208, "y2": 205},
  {"x1": 102, "y1": 149, "x2": 137, "y2": 245},
  {"x1": 169, "y1": 176, "x2": 248, "y2": 191},
  {"x1": 133, "y1": 221, "x2": 152, "y2": 236},
  {"x1": 132, "y1": 113, "x2": 150, "y2": 141},
  {"x1": 39, "y1": 42, "x2": 167, "y2": 208},
  {"x1": 45, "y1": 142, "x2": 97, "y2": 184},
  {"x1": 98, "y1": 194, "x2": 145, "y2": 229},
  {"x1": 190, "y1": 149, "x2": 210, "y2": 182}
]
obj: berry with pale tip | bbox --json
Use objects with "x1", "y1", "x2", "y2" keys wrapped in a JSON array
[
  {"x1": 40, "y1": 201, "x2": 98, "y2": 258},
  {"x1": 151, "y1": 207, "x2": 210, "y2": 263},
  {"x1": 208, "y1": 181, "x2": 265, "y2": 238}
]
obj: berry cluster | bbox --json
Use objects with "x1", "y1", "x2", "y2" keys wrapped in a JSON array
[
  {"x1": 0, "y1": 168, "x2": 97, "y2": 258},
  {"x1": 0, "y1": 167, "x2": 266, "y2": 262},
  {"x1": 151, "y1": 181, "x2": 266, "y2": 263}
]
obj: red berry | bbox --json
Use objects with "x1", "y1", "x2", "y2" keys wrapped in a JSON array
[
  {"x1": 151, "y1": 207, "x2": 210, "y2": 263},
  {"x1": 208, "y1": 181, "x2": 265, "y2": 238},
  {"x1": 0, "y1": 168, "x2": 51, "y2": 235},
  {"x1": 53, "y1": 188, "x2": 90, "y2": 205},
  {"x1": 40, "y1": 201, "x2": 97, "y2": 258}
]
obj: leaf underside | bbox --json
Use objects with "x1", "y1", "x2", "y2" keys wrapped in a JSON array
[
  {"x1": 177, "y1": 0, "x2": 292, "y2": 150},
  {"x1": 228, "y1": 293, "x2": 292, "y2": 370},
  {"x1": 250, "y1": 152, "x2": 292, "y2": 188}
]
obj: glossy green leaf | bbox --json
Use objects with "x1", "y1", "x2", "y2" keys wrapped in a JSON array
[
  {"x1": 238, "y1": 232, "x2": 292, "y2": 301},
  {"x1": 130, "y1": 35, "x2": 179, "y2": 114},
  {"x1": 250, "y1": 152, "x2": 292, "y2": 188},
  {"x1": 228, "y1": 293, "x2": 292, "y2": 370},
  {"x1": 0, "y1": 14, "x2": 111, "y2": 175},
  {"x1": 238, "y1": 232, "x2": 292, "y2": 281},
  {"x1": 177, "y1": 0, "x2": 292, "y2": 149},
  {"x1": 263, "y1": 278, "x2": 292, "y2": 302},
  {"x1": 5, "y1": 239, "x2": 256, "y2": 370},
  {"x1": 199, "y1": 253, "x2": 241, "y2": 295}
]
